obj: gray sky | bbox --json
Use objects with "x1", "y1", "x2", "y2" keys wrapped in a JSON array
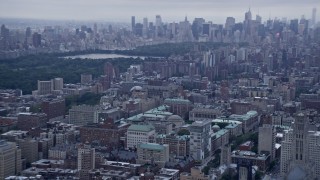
[{"x1": 0, "y1": 0, "x2": 319, "y2": 24}]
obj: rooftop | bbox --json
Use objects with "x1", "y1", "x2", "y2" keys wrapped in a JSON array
[
  {"x1": 128, "y1": 124, "x2": 155, "y2": 132},
  {"x1": 164, "y1": 98, "x2": 191, "y2": 105},
  {"x1": 138, "y1": 143, "x2": 167, "y2": 151}
]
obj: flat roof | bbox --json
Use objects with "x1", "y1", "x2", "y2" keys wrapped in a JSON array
[
  {"x1": 128, "y1": 124, "x2": 154, "y2": 132},
  {"x1": 138, "y1": 143, "x2": 167, "y2": 151}
]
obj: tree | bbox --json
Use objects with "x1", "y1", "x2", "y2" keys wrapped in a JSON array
[
  {"x1": 177, "y1": 129, "x2": 190, "y2": 136},
  {"x1": 202, "y1": 166, "x2": 210, "y2": 175},
  {"x1": 255, "y1": 171, "x2": 263, "y2": 180}
]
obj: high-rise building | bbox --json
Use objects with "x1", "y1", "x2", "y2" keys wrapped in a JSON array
[
  {"x1": 280, "y1": 112, "x2": 320, "y2": 179},
  {"x1": 177, "y1": 17, "x2": 194, "y2": 42},
  {"x1": 256, "y1": 15, "x2": 262, "y2": 24},
  {"x1": 225, "y1": 17, "x2": 235, "y2": 30},
  {"x1": 135, "y1": 23, "x2": 143, "y2": 36},
  {"x1": 143, "y1": 17, "x2": 149, "y2": 38},
  {"x1": 37, "y1": 80, "x2": 53, "y2": 95},
  {"x1": 245, "y1": 9, "x2": 252, "y2": 21},
  {"x1": 192, "y1": 18, "x2": 205, "y2": 40},
  {"x1": 0, "y1": 24, "x2": 9, "y2": 50},
  {"x1": 155, "y1": 15, "x2": 162, "y2": 37},
  {"x1": 93, "y1": 23, "x2": 97, "y2": 34},
  {"x1": 267, "y1": 54, "x2": 274, "y2": 72},
  {"x1": 155, "y1": 15, "x2": 162, "y2": 27},
  {"x1": 202, "y1": 23, "x2": 210, "y2": 36},
  {"x1": 53, "y1": 78, "x2": 63, "y2": 90},
  {"x1": 0, "y1": 140, "x2": 21, "y2": 179},
  {"x1": 244, "y1": 9, "x2": 252, "y2": 36},
  {"x1": 17, "y1": 138, "x2": 39, "y2": 164},
  {"x1": 78, "y1": 144, "x2": 95, "y2": 179},
  {"x1": 189, "y1": 120, "x2": 211, "y2": 163},
  {"x1": 290, "y1": 19, "x2": 299, "y2": 34},
  {"x1": 25, "y1": 27, "x2": 31, "y2": 38},
  {"x1": 131, "y1": 16, "x2": 135, "y2": 32},
  {"x1": 312, "y1": 8, "x2": 317, "y2": 27},
  {"x1": 32, "y1": 32, "x2": 41, "y2": 47},
  {"x1": 258, "y1": 124, "x2": 276, "y2": 160}
]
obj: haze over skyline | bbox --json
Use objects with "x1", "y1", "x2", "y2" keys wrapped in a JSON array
[{"x1": 0, "y1": 0, "x2": 319, "y2": 24}]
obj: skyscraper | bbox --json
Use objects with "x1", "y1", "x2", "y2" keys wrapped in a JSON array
[
  {"x1": 143, "y1": 17, "x2": 148, "y2": 38},
  {"x1": 244, "y1": 9, "x2": 252, "y2": 37},
  {"x1": 32, "y1": 32, "x2": 41, "y2": 47},
  {"x1": 155, "y1": 15, "x2": 162, "y2": 37},
  {"x1": 131, "y1": 16, "x2": 135, "y2": 32},
  {"x1": 25, "y1": 27, "x2": 31, "y2": 38},
  {"x1": 312, "y1": 8, "x2": 317, "y2": 27},
  {"x1": 192, "y1": 18, "x2": 205, "y2": 40},
  {"x1": 280, "y1": 112, "x2": 320, "y2": 179},
  {"x1": 225, "y1": 17, "x2": 235, "y2": 31},
  {"x1": 93, "y1": 23, "x2": 97, "y2": 34}
]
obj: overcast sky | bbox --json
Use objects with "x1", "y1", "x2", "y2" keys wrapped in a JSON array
[{"x1": 0, "y1": 0, "x2": 319, "y2": 24}]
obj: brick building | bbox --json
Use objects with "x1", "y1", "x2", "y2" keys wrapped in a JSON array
[
  {"x1": 79, "y1": 121, "x2": 129, "y2": 148},
  {"x1": 17, "y1": 113, "x2": 48, "y2": 131},
  {"x1": 41, "y1": 98, "x2": 65, "y2": 120}
]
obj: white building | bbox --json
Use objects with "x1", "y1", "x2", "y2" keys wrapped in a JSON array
[
  {"x1": 280, "y1": 112, "x2": 320, "y2": 179},
  {"x1": 126, "y1": 124, "x2": 155, "y2": 149},
  {"x1": 189, "y1": 120, "x2": 211, "y2": 163},
  {"x1": 0, "y1": 140, "x2": 21, "y2": 179},
  {"x1": 53, "y1": 78, "x2": 63, "y2": 90},
  {"x1": 78, "y1": 144, "x2": 95, "y2": 179},
  {"x1": 258, "y1": 124, "x2": 276, "y2": 160},
  {"x1": 37, "y1": 80, "x2": 53, "y2": 95},
  {"x1": 68, "y1": 105, "x2": 97, "y2": 125}
]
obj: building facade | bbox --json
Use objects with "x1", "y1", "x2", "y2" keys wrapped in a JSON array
[
  {"x1": 136, "y1": 143, "x2": 169, "y2": 167},
  {"x1": 126, "y1": 124, "x2": 155, "y2": 149},
  {"x1": 189, "y1": 120, "x2": 211, "y2": 163},
  {"x1": 0, "y1": 140, "x2": 21, "y2": 179},
  {"x1": 280, "y1": 113, "x2": 320, "y2": 179}
]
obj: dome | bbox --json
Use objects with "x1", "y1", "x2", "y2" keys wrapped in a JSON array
[
  {"x1": 167, "y1": 115, "x2": 183, "y2": 122},
  {"x1": 212, "y1": 124, "x2": 221, "y2": 130},
  {"x1": 130, "y1": 86, "x2": 143, "y2": 92}
]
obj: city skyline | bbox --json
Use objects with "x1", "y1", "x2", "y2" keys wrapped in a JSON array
[{"x1": 0, "y1": 0, "x2": 319, "y2": 24}]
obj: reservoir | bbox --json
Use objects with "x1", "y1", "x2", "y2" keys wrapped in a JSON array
[{"x1": 64, "y1": 53, "x2": 154, "y2": 60}]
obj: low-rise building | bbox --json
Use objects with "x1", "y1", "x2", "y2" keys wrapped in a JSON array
[
  {"x1": 137, "y1": 143, "x2": 169, "y2": 167},
  {"x1": 180, "y1": 167, "x2": 209, "y2": 180},
  {"x1": 127, "y1": 124, "x2": 155, "y2": 149},
  {"x1": 211, "y1": 129, "x2": 229, "y2": 154},
  {"x1": 189, "y1": 106, "x2": 224, "y2": 121},
  {"x1": 156, "y1": 134, "x2": 190, "y2": 157},
  {"x1": 231, "y1": 150, "x2": 270, "y2": 172}
]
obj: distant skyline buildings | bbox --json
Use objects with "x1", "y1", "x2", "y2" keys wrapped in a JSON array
[{"x1": 0, "y1": 0, "x2": 319, "y2": 24}]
